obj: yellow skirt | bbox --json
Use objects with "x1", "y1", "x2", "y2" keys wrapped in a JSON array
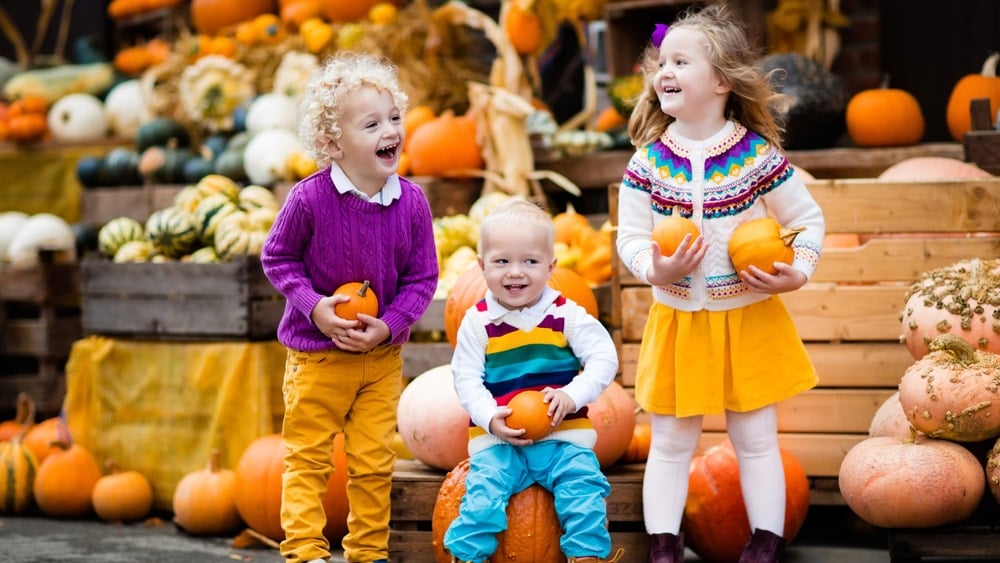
[{"x1": 634, "y1": 297, "x2": 818, "y2": 417}]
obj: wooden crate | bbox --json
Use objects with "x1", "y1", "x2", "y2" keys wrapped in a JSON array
[
  {"x1": 608, "y1": 178, "x2": 1000, "y2": 483},
  {"x1": 81, "y1": 255, "x2": 284, "y2": 340},
  {"x1": 80, "y1": 184, "x2": 186, "y2": 227},
  {"x1": 964, "y1": 98, "x2": 1000, "y2": 175},
  {"x1": 389, "y1": 459, "x2": 648, "y2": 563},
  {"x1": 887, "y1": 497, "x2": 1000, "y2": 562},
  {"x1": 0, "y1": 251, "x2": 82, "y2": 418}
]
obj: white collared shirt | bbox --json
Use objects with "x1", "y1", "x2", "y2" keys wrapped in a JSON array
[{"x1": 329, "y1": 161, "x2": 401, "y2": 207}]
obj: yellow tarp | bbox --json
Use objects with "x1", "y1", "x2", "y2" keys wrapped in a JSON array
[{"x1": 63, "y1": 336, "x2": 287, "y2": 510}]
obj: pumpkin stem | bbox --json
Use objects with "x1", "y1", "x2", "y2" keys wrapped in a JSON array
[
  {"x1": 356, "y1": 280, "x2": 371, "y2": 298},
  {"x1": 906, "y1": 425, "x2": 918, "y2": 444},
  {"x1": 779, "y1": 226, "x2": 806, "y2": 246},
  {"x1": 105, "y1": 458, "x2": 121, "y2": 474},
  {"x1": 981, "y1": 52, "x2": 999, "y2": 78},
  {"x1": 207, "y1": 448, "x2": 222, "y2": 473},
  {"x1": 879, "y1": 74, "x2": 891, "y2": 89},
  {"x1": 928, "y1": 334, "x2": 977, "y2": 366},
  {"x1": 14, "y1": 393, "x2": 37, "y2": 440}
]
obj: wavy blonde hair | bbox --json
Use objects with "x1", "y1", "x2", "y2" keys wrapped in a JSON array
[
  {"x1": 627, "y1": 3, "x2": 787, "y2": 149},
  {"x1": 298, "y1": 51, "x2": 410, "y2": 168}
]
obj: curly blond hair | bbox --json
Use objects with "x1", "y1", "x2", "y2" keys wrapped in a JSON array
[
  {"x1": 298, "y1": 51, "x2": 410, "y2": 168},
  {"x1": 627, "y1": 3, "x2": 787, "y2": 149}
]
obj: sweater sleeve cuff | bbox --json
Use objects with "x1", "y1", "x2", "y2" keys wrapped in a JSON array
[{"x1": 293, "y1": 291, "x2": 324, "y2": 326}]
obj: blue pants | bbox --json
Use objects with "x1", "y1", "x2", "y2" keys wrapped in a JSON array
[{"x1": 444, "y1": 440, "x2": 612, "y2": 562}]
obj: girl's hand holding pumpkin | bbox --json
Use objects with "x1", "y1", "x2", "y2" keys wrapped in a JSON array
[
  {"x1": 738, "y1": 261, "x2": 806, "y2": 294},
  {"x1": 647, "y1": 235, "x2": 707, "y2": 286},
  {"x1": 489, "y1": 408, "x2": 534, "y2": 447}
]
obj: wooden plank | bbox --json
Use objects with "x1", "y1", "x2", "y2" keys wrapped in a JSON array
[
  {"x1": 699, "y1": 431, "x2": 864, "y2": 478},
  {"x1": 619, "y1": 342, "x2": 911, "y2": 389},
  {"x1": 701, "y1": 389, "x2": 896, "y2": 434},
  {"x1": 402, "y1": 342, "x2": 452, "y2": 381},
  {"x1": 389, "y1": 530, "x2": 649, "y2": 563},
  {"x1": 1, "y1": 317, "x2": 81, "y2": 357},
  {"x1": 813, "y1": 236, "x2": 1000, "y2": 283},
  {"x1": 619, "y1": 285, "x2": 908, "y2": 343},
  {"x1": 0, "y1": 261, "x2": 81, "y2": 306},
  {"x1": 809, "y1": 178, "x2": 1000, "y2": 234}
]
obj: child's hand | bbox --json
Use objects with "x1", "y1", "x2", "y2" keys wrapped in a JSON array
[
  {"x1": 739, "y1": 261, "x2": 807, "y2": 294},
  {"x1": 647, "y1": 235, "x2": 707, "y2": 286},
  {"x1": 311, "y1": 294, "x2": 361, "y2": 338},
  {"x1": 333, "y1": 313, "x2": 390, "y2": 353},
  {"x1": 489, "y1": 407, "x2": 533, "y2": 446},
  {"x1": 541, "y1": 388, "x2": 577, "y2": 427}
]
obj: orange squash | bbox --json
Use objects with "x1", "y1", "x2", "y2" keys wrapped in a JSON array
[
  {"x1": 233, "y1": 433, "x2": 349, "y2": 542},
  {"x1": 946, "y1": 52, "x2": 1000, "y2": 142},
  {"x1": 91, "y1": 461, "x2": 154, "y2": 522},
  {"x1": 190, "y1": 0, "x2": 276, "y2": 35},
  {"x1": 838, "y1": 430, "x2": 985, "y2": 528},
  {"x1": 505, "y1": 390, "x2": 552, "y2": 441},
  {"x1": 551, "y1": 202, "x2": 590, "y2": 246},
  {"x1": 846, "y1": 80, "x2": 925, "y2": 147},
  {"x1": 333, "y1": 280, "x2": 379, "y2": 321},
  {"x1": 407, "y1": 111, "x2": 484, "y2": 177},
  {"x1": 728, "y1": 217, "x2": 803, "y2": 274},
  {"x1": 320, "y1": 0, "x2": 404, "y2": 23},
  {"x1": 33, "y1": 441, "x2": 102, "y2": 518},
  {"x1": 431, "y1": 458, "x2": 564, "y2": 563},
  {"x1": 503, "y1": 0, "x2": 542, "y2": 56},
  {"x1": 444, "y1": 265, "x2": 599, "y2": 347},
  {"x1": 173, "y1": 449, "x2": 243, "y2": 536},
  {"x1": 683, "y1": 439, "x2": 810, "y2": 562},
  {"x1": 651, "y1": 216, "x2": 700, "y2": 257}
]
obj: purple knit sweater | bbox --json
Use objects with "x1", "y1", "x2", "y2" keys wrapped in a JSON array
[{"x1": 261, "y1": 169, "x2": 439, "y2": 351}]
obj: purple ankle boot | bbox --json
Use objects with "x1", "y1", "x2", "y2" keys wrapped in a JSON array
[
  {"x1": 648, "y1": 532, "x2": 684, "y2": 563},
  {"x1": 738, "y1": 528, "x2": 785, "y2": 563}
]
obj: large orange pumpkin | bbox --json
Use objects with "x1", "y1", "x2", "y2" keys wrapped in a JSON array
[
  {"x1": 190, "y1": 0, "x2": 276, "y2": 35},
  {"x1": 838, "y1": 431, "x2": 985, "y2": 528},
  {"x1": 233, "y1": 433, "x2": 350, "y2": 542},
  {"x1": 898, "y1": 334, "x2": 1000, "y2": 442},
  {"x1": 946, "y1": 52, "x2": 1000, "y2": 142},
  {"x1": 407, "y1": 111, "x2": 484, "y2": 177},
  {"x1": 33, "y1": 441, "x2": 102, "y2": 518},
  {"x1": 444, "y1": 265, "x2": 599, "y2": 347},
  {"x1": 431, "y1": 458, "x2": 564, "y2": 563},
  {"x1": 846, "y1": 81, "x2": 925, "y2": 147},
  {"x1": 682, "y1": 439, "x2": 810, "y2": 563}
]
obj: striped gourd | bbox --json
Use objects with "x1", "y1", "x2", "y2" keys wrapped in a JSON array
[
  {"x1": 247, "y1": 207, "x2": 277, "y2": 233},
  {"x1": 145, "y1": 208, "x2": 198, "y2": 258},
  {"x1": 97, "y1": 216, "x2": 145, "y2": 258},
  {"x1": 172, "y1": 184, "x2": 204, "y2": 214},
  {"x1": 113, "y1": 240, "x2": 156, "y2": 263},
  {"x1": 0, "y1": 434, "x2": 38, "y2": 514},
  {"x1": 193, "y1": 193, "x2": 240, "y2": 245},
  {"x1": 214, "y1": 211, "x2": 252, "y2": 259},
  {"x1": 196, "y1": 174, "x2": 240, "y2": 202},
  {"x1": 185, "y1": 246, "x2": 221, "y2": 263},
  {"x1": 237, "y1": 185, "x2": 278, "y2": 211}
]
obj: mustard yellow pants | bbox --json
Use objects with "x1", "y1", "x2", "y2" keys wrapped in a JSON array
[{"x1": 279, "y1": 345, "x2": 402, "y2": 563}]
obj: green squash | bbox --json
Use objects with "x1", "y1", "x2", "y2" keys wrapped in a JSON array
[{"x1": 135, "y1": 118, "x2": 192, "y2": 153}]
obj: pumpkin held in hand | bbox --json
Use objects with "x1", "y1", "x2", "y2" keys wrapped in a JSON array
[
  {"x1": 898, "y1": 334, "x2": 1000, "y2": 442},
  {"x1": 682, "y1": 440, "x2": 810, "y2": 563},
  {"x1": 729, "y1": 217, "x2": 804, "y2": 274},
  {"x1": 334, "y1": 280, "x2": 378, "y2": 321},
  {"x1": 652, "y1": 216, "x2": 700, "y2": 257},
  {"x1": 505, "y1": 390, "x2": 553, "y2": 441},
  {"x1": 431, "y1": 458, "x2": 564, "y2": 563}
]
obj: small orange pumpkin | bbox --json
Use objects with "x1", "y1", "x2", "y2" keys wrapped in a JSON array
[
  {"x1": 551, "y1": 202, "x2": 591, "y2": 246},
  {"x1": 620, "y1": 421, "x2": 651, "y2": 464},
  {"x1": 320, "y1": 0, "x2": 404, "y2": 23},
  {"x1": 173, "y1": 449, "x2": 243, "y2": 536},
  {"x1": 505, "y1": 390, "x2": 552, "y2": 441},
  {"x1": 651, "y1": 216, "x2": 700, "y2": 257},
  {"x1": 946, "y1": 52, "x2": 1000, "y2": 142},
  {"x1": 503, "y1": 1, "x2": 542, "y2": 56},
  {"x1": 22, "y1": 416, "x2": 68, "y2": 464},
  {"x1": 91, "y1": 460, "x2": 154, "y2": 522},
  {"x1": 728, "y1": 217, "x2": 804, "y2": 274},
  {"x1": 190, "y1": 0, "x2": 276, "y2": 35},
  {"x1": 33, "y1": 440, "x2": 102, "y2": 518},
  {"x1": 431, "y1": 458, "x2": 564, "y2": 563},
  {"x1": 846, "y1": 78, "x2": 925, "y2": 147},
  {"x1": 683, "y1": 439, "x2": 810, "y2": 562},
  {"x1": 407, "y1": 110, "x2": 484, "y2": 177},
  {"x1": 333, "y1": 280, "x2": 379, "y2": 321}
]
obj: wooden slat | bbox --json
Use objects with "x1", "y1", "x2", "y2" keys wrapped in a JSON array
[
  {"x1": 813, "y1": 236, "x2": 1000, "y2": 282},
  {"x1": 1, "y1": 318, "x2": 81, "y2": 357},
  {"x1": 701, "y1": 389, "x2": 896, "y2": 434},
  {"x1": 699, "y1": 431, "x2": 865, "y2": 478},
  {"x1": 619, "y1": 342, "x2": 911, "y2": 389},
  {"x1": 619, "y1": 284, "x2": 908, "y2": 343}
]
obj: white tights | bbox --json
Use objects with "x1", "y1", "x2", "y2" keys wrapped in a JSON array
[{"x1": 642, "y1": 406, "x2": 785, "y2": 536}]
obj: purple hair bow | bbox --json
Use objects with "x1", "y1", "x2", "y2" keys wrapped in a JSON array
[{"x1": 651, "y1": 24, "x2": 669, "y2": 48}]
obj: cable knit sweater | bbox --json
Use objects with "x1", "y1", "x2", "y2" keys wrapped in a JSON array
[
  {"x1": 616, "y1": 120, "x2": 825, "y2": 312},
  {"x1": 261, "y1": 168, "x2": 438, "y2": 351}
]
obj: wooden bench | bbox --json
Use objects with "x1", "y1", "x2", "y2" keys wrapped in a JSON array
[{"x1": 608, "y1": 178, "x2": 1000, "y2": 487}]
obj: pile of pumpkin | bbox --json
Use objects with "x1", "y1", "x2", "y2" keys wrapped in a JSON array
[
  {"x1": 838, "y1": 257, "x2": 1000, "y2": 529},
  {"x1": 94, "y1": 174, "x2": 279, "y2": 263},
  {"x1": 0, "y1": 392, "x2": 354, "y2": 544}
]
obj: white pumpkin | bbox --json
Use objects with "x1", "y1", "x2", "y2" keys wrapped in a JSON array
[
  {"x1": 243, "y1": 128, "x2": 301, "y2": 185},
  {"x1": 103, "y1": 79, "x2": 149, "y2": 140},
  {"x1": 5, "y1": 213, "x2": 77, "y2": 267},
  {"x1": 47, "y1": 93, "x2": 108, "y2": 143},
  {"x1": 245, "y1": 93, "x2": 299, "y2": 135},
  {"x1": 0, "y1": 211, "x2": 29, "y2": 258}
]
